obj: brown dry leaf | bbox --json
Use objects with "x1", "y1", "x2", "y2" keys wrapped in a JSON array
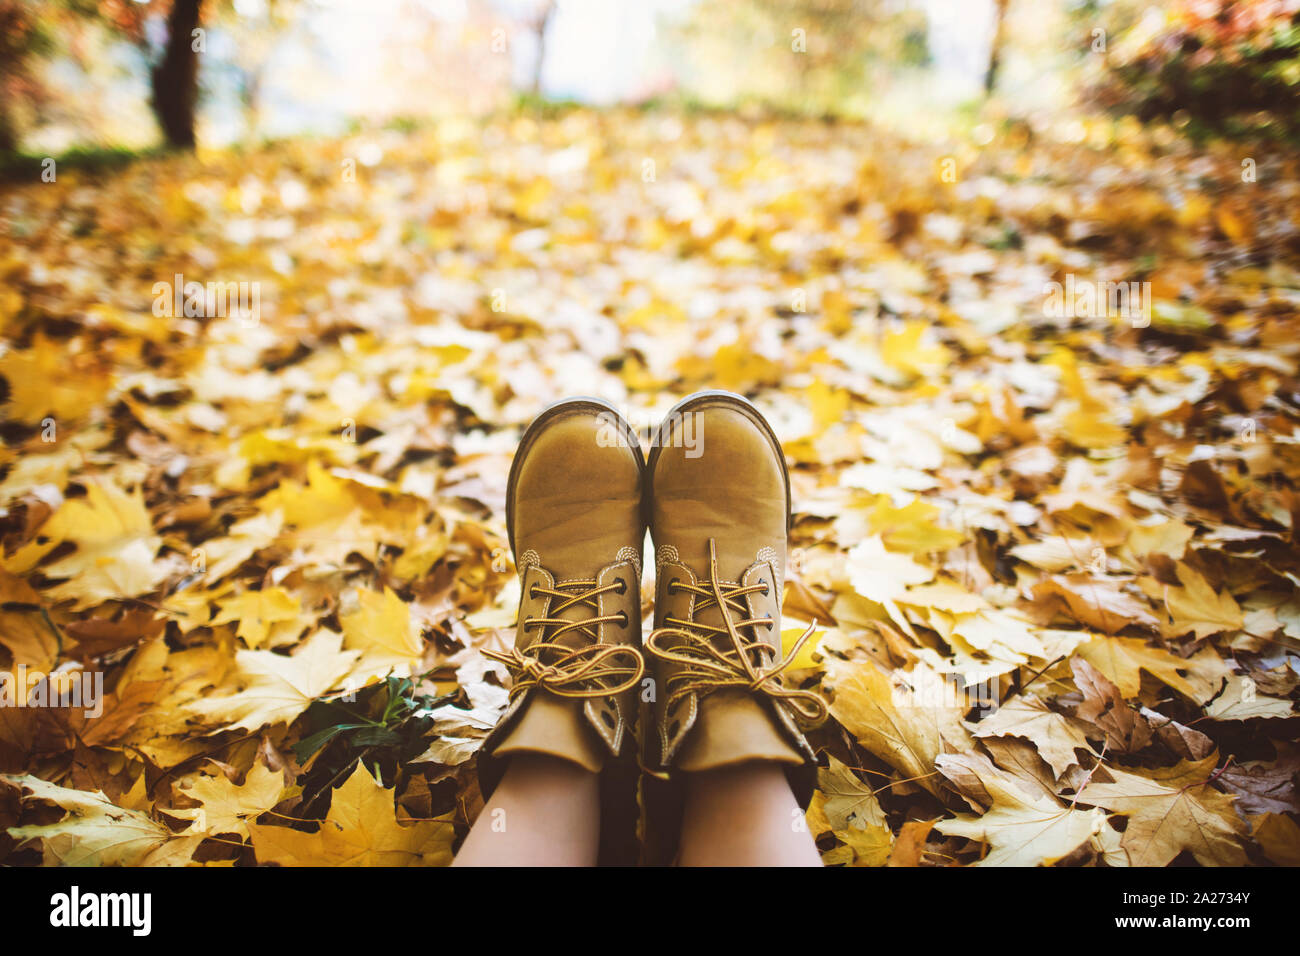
[
  {"x1": 3, "y1": 773, "x2": 200, "y2": 866},
  {"x1": 0, "y1": 610, "x2": 62, "y2": 672},
  {"x1": 887, "y1": 819, "x2": 938, "y2": 867},
  {"x1": 1217, "y1": 758, "x2": 1300, "y2": 815},
  {"x1": 1076, "y1": 635, "x2": 1231, "y2": 704},
  {"x1": 934, "y1": 754, "x2": 1108, "y2": 867},
  {"x1": 62, "y1": 607, "x2": 166, "y2": 659},
  {"x1": 1138, "y1": 707, "x2": 1215, "y2": 761},
  {"x1": 825, "y1": 657, "x2": 970, "y2": 799},
  {"x1": 1203, "y1": 674, "x2": 1294, "y2": 721},
  {"x1": 978, "y1": 736, "x2": 1062, "y2": 803},
  {"x1": 967, "y1": 693, "x2": 1095, "y2": 778},
  {"x1": 1162, "y1": 563, "x2": 1244, "y2": 639},
  {"x1": 1252, "y1": 813, "x2": 1300, "y2": 866},
  {"x1": 1071, "y1": 657, "x2": 1153, "y2": 753},
  {"x1": 1075, "y1": 757, "x2": 1248, "y2": 866},
  {"x1": 1032, "y1": 574, "x2": 1159, "y2": 634}
]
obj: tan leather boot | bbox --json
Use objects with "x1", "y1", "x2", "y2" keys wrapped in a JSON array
[
  {"x1": 477, "y1": 398, "x2": 647, "y2": 800},
  {"x1": 643, "y1": 391, "x2": 826, "y2": 817}
]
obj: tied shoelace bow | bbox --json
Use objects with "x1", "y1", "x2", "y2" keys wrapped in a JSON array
[
  {"x1": 483, "y1": 576, "x2": 644, "y2": 701},
  {"x1": 645, "y1": 538, "x2": 828, "y2": 728}
]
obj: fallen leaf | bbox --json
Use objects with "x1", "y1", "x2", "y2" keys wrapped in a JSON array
[{"x1": 247, "y1": 761, "x2": 451, "y2": 866}]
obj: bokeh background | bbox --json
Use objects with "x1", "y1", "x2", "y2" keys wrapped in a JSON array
[{"x1": 5, "y1": 0, "x2": 1299, "y2": 156}]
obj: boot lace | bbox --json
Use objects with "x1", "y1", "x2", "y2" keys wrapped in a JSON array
[
  {"x1": 645, "y1": 539, "x2": 827, "y2": 727},
  {"x1": 484, "y1": 577, "x2": 644, "y2": 701}
]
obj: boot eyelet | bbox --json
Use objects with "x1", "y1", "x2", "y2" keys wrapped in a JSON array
[
  {"x1": 759, "y1": 578, "x2": 769, "y2": 596},
  {"x1": 668, "y1": 577, "x2": 680, "y2": 592},
  {"x1": 613, "y1": 578, "x2": 627, "y2": 594},
  {"x1": 616, "y1": 611, "x2": 629, "y2": 628},
  {"x1": 765, "y1": 615, "x2": 774, "y2": 629},
  {"x1": 528, "y1": 585, "x2": 539, "y2": 600}
]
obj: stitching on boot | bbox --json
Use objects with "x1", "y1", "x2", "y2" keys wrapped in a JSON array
[
  {"x1": 655, "y1": 544, "x2": 679, "y2": 569},
  {"x1": 756, "y1": 546, "x2": 782, "y2": 592},
  {"x1": 615, "y1": 545, "x2": 642, "y2": 578}
]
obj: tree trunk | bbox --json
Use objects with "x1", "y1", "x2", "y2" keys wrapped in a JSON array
[
  {"x1": 241, "y1": 69, "x2": 263, "y2": 138},
  {"x1": 0, "y1": 102, "x2": 17, "y2": 154},
  {"x1": 529, "y1": 0, "x2": 556, "y2": 96},
  {"x1": 984, "y1": 0, "x2": 1009, "y2": 95},
  {"x1": 151, "y1": 0, "x2": 204, "y2": 149}
]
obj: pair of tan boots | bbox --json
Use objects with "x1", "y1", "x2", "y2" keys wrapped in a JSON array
[{"x1": 477, "y1": 391, "x2": 827, "y2": 854}]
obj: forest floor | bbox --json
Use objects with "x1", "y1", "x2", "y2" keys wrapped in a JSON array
[{"x1": 0, "y1": 107, "x2": 1298, "y2": 866}]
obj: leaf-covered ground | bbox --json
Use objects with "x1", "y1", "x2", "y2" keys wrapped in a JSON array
[{"x1": 0, "y1": 109, "x2": 1298, "y2": 866}]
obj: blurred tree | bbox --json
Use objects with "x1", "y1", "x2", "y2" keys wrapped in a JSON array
[
  {"x1": 90, "y1": 0, "x2": 302, "y2": 148},
  {"x1": 985, "y1": 0, "x2": 1010, "y2": 93},
  {"x1": 0, "y1": 0, "x2": 55, "y2": 151},
  {"x1": 43, "y1": 0, "x2": 206, "y2": 149},
  {"x1": 675, "y1": 0, "x2": 930, "y2": 115},
  {"x1": 528, "y1": 0, "x2": 555, "y2": 95},
  {"x1": 493, "y1": 0, "x2": 556, "y2": 96},
  {"x1": 209, "y1": 0, "x2": 301, "y2": 137},
  {"x1": 1082, "y1": 0, "x2": 1300, "y2": 140},
  {"x1": 151, "y1": 0, "x2": 203, "y2": 148}
]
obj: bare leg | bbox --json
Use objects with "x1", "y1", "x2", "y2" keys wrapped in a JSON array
[
  {"x1": 677, "y1": 762, "x2": 823, "y2": 867},
  {"x1": 453, "y1": 753, "x2": 600, "y2": 866}
]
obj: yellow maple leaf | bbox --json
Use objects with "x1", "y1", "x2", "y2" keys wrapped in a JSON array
[
  {"x1": 880, "y1": 321, "x2": 951, "y2": 379},
  {"x1": 1077, "y1": 635, "x2": 1230, "y2": 704},
  {"x1": 708, "y1": 342, "x2": 783, "y2": 390},
  {"x1": 845, "y1": 535, "x2": 934, "y2": 604},
  {"x1": 1075, "y1": 757, "x2": 1248, "y2": 866},
  {"x1": 164, "y1": 763, "x2": 288, "y2": 838},
  {"x1": 3, "y1": 773, "x2": 200, "y2": 866},
  {"x1": 185, "y1": 628, "x2": 359, "y2": 733},
  {"x1": 1062, "y1": 404, "x2": 1126, "y2": 449},
  {"x1": 1204, "y1": 674, "x2": 1293, "y2": 721},
  {"x1": 1253, "y1": 814, "x2": 1300, "y2": 866},
  {"x1": 212, "y1": 587, "x2": 301, "y2": 649},
  {"x1": 780, "y1": 622, "x2": 823, "y2": 671},
  {"x1": 1163, "y1": 562, "x2": 1244, "y2": 639},
  {"x1": 807, "y1": 378, "x2": 850, "y2": 432},
  {"x1": 340, "y1": 586, "x2": 425, "y2": 682},
  {"x1": 817, "y1": 756, "x2": 894, "y2": 866},
  {"x1": 0, "y1": 609, "x2": 62, "y2": 672},
  {"x1": 200, "y1": 511, "x2": 283, "y2": 583},
  {"x1": 865, "y1": 495, "x2": 964, "y2": 554},
  {"x1": 936, "y1": 787, "x2": 1107, "y2": 867},
  {"x1": 967, "y1": 693, "x2": 1094, "y2": 778},
  {"x1": 824, "y1": 657, "x2": 969, "y2": 799},
  {"x1": 248, "y1": 761, "x2": 452, "y2": 866},
  {"x1": 39, "y1": 480, "x2": 165, "y2": 610},
  {"x1": 115, "y1": 638, "x2": 233, "y2": 766},
  {"x1": 258, "y1": 460, "x2": 357, "y2": 529},
  {"x1": 0, "y1": 336, "x2": 111, "y2": 425},
  {"x1": 934, "y1": 752, "x2": 1108, "y2": 866}
]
